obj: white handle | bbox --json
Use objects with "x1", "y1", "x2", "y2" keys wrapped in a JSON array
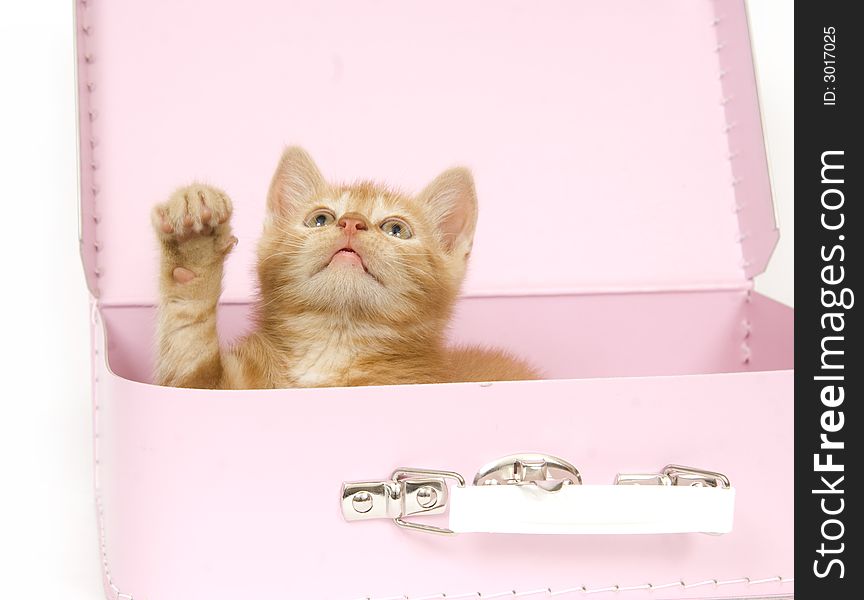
[{"x1": 448, "y1": 484, "x2": 735, "y2": 535}]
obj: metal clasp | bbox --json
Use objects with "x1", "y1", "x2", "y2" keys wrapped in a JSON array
[
  {"x1": 473, "y1": 453, "x2": 582, "y2": 492},
  {"x1": 615, "y1": 464, "x2": 731, "y2": 488},
  {"x1": 341, "y1": 468, "x2": 465, "y2": 535}
]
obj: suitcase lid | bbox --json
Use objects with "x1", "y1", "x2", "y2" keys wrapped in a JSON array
[{"x1": 76, "y1": 0, "x2": 776, "y2": 303}]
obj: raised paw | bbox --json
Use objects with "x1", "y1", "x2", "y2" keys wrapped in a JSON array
[{"x1": 152, "y1": 184, "x2": 234, "y2": 245}]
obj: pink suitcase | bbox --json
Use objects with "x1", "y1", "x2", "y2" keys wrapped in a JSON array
[{"x1": 76, "y1": 1, "x2": 794, "y2": 598}]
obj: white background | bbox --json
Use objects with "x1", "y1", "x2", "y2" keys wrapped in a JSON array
[{"x1": 0, "y1": 1, "x2": 792, "y2": 598}]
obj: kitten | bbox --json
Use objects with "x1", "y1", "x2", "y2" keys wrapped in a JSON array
[{"x1": 151, "y1": 147, "x2": 539, "y2": 389}]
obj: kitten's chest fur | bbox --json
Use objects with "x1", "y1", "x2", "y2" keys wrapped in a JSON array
[
  {"x1": 288, "y1": 331, "x2": 356, "y2": 387},
  {"x1": 260, "y1": 315, "x2": 444, "y2": 388}
]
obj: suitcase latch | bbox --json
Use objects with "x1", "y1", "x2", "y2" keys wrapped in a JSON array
[
  {"x1": 341, "y1": 468, "x2": 465, "y2": 535},
  {"x1": 615, "y1": 464, "x2": 731, "y2": 488}
]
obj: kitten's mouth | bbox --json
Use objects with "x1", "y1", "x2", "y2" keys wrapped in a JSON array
[{"x1": 328, "y1": 246, "x2": 368, "y2": 272}]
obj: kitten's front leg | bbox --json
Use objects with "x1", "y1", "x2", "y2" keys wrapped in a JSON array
[{"x1": 151, "y1": 184, "x2": 236, "y2": 388}]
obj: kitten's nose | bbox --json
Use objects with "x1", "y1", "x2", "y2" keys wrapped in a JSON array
[{"x1": 338, "y1": 213, "x2": 368, "y2": 234}]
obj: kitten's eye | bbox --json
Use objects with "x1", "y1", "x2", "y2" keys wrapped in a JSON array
[
  {"x1": 304, "y1": 210, "x2": 336, "y2": 228},
  {"x1": 380, "y1": 219, "x2": 412, "y2": 239}
]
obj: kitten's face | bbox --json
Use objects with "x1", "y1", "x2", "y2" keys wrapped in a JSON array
[{"x1": 258, "y1": 148, "x2": 477, "y2": 320}]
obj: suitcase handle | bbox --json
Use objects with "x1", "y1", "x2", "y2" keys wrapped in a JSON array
[{"x1": 341, "y1": 454, "x2": 735, "y2": 536}]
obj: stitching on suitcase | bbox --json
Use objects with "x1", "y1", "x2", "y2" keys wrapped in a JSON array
[
  {"x1": 352, "y1": 575, "x2": 793, "y2": 600},
  {"x1": 91, "y1": 305, "x2": 134, "y2": 599},
  {"x1": 80, "y1": 2, "x2": 124, "y2": 593},
  {"x1": 711, "y1": 0, "x2": 752, "y2": 286},
  {"x1": 712, "y1": 1, "x2": 751, "y2": 275},
  {"x1": 79, "y1": 0, "x2": 102, "y2": 294},
  {"x1": 82, "y1": 3, "x2": 127, "y2": 589},
  {"x1": 710, "y1": 2, "x2": 753, "y2": 368}
]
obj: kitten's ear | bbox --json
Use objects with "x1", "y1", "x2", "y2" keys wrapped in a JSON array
[
  {"x1": 266, "y1": 146, "x2": 326, "y2": 219},
  {"x1": 417, "y1": 167, "x2": 478, "y2": 254}
]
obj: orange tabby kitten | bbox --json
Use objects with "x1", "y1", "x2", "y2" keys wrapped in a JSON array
[{"x1": 151, "y1": 147, "x2": 539, "y2": 388}]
